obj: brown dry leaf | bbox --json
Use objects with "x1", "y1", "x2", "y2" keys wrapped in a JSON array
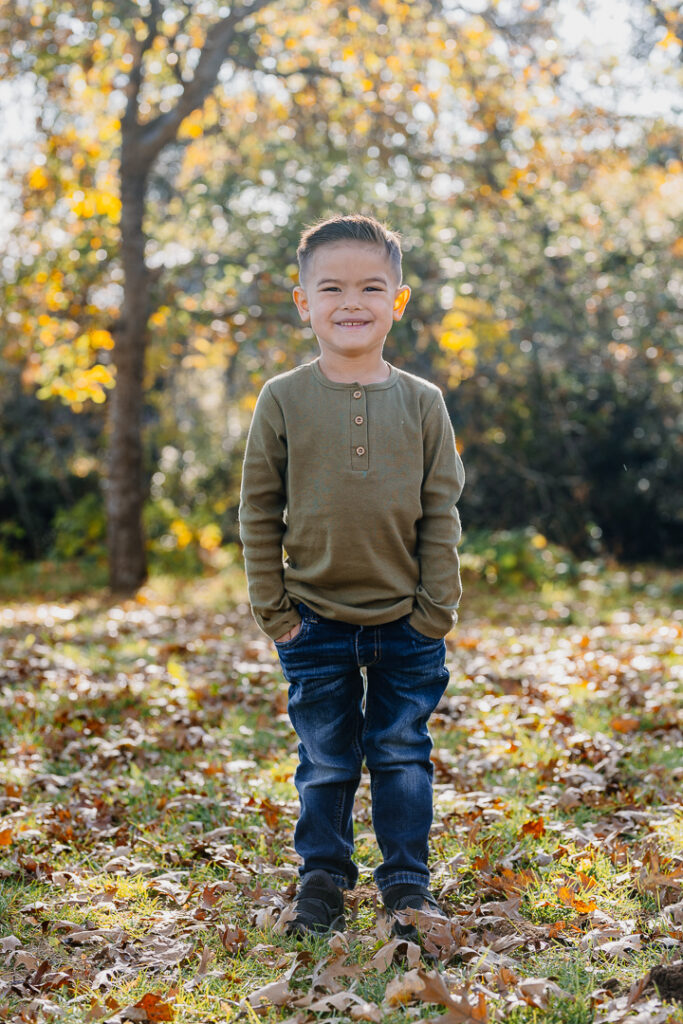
[
  {"x1": 148, "y1": 879, "x2": 187, "y2": 903},
  {"x1": 217, "y1": 923, "x2": 247, "y2": 953},
  {"x1": 492, "y1": 965, "x2": 519, "y2": 990},
  {"x1": 137, "y1": 932, "x2": 192, "y2": 968},
  {"x1": 417, "y1": 969, "x2": 488, "y2": 1022},
  {"x1": 86, "y1": 999, "x2": 119, "y2": 1022},
  {"x1": 199, "y1": 884, "x2": 221, "y2": 908},
  {"x1": 519, "y1": 817, "x2": 545, "y2": 838},
  {"x1": 517, "y1": 977, "x2": 571, "y2": 1009},
  {"x1": 636, "y1": 860, "x2": 683, "y2": 895},
  {"x1": 62, "y1": 927, "x2": 127, "y2": 945},
  {"x1": 349, "y1": 1000, "x2": 383, "y2": 1022},
  {"x1": 661, "y1": 899, "x2": 683, "y2": 925},
  {"x1": 479, "y1": 896, "x2": 525, "y2": 922},
  {"x1": 312, "y1": 951, "x2": 363, "y2": 993},
  {"x1": 195, "y1": 945, "x2": 214, "y2": 977},
  {"x1": 272, "y1": 902, "x2": 299, "y2": 934},
  {"x1": 259, "y1": 797, "x2": 283, "y2": 828},
  {"x1": 0, "y1": 827, "x2": 12, "y2": 846},
  {"x1": 247, "y1": 978, "x2": 295, "y2": 1007},
  {"x1": 610, "y1": 716, "x2": 641, "y2": 733},
  {"x1": 384, "y1": 967, "x2": 487, "y2": 1022},
  {"x1": 328, "y1": 930, "x2": 350, "y2": 953},
  {"x1": 122, "y1": 992, "x2": 175, "y2": 1022},
  {"x1": 384, "y1": 967, "x2": 429, "y2": 1007},
  {"x1": 369, "y1": 936, "x2": 421, "y2": 971},
  {"x1": 557, "y1": 885, "x2": 597, "y2": 914},
  {"x1": 598, "y1": 934, "x2": 643, "y2": 959},
  {"x1": 302, "y1": 990, "x2": 381, "y2": 1019},
  {"x1": 14, "y1": 951, "x2": 40, "y2": 971},
  {"x1": 184, "y1": 946, "x2": 216, "y2": 993},
  {"x1": 25, "y1": 959, "x2": 74, "y2": 994}
]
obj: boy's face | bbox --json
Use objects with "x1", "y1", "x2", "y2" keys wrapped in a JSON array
[{"x1": 293, "y1": 242, "x2": 411, "y2": 362}]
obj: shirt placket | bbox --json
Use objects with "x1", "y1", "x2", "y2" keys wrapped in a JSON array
[{"x1": 350, "y1": 387, "x2": 369, "y2": 471}]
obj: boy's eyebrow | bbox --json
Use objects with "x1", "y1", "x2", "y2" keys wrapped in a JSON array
[{"x1": 315, "y1": 276, "x2": 390, "y2": 285}]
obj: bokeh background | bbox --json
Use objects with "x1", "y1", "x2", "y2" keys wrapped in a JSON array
[{"x1": 0, "y1": 0, "x2": 681, "y2": 594}]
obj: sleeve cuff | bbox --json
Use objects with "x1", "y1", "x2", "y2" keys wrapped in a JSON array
[
  {"x1": 408, "y1": 608, "x2": 453, "y2": 640},
  {"x1": 260, "y1": 610, "x2": 302, "y2": 642}
]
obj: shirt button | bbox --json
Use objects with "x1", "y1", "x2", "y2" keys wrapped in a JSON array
[
  {"x1": 354, "y1": 416, "x2": 364, "y2": 425},
  {"x1": 353, "y1": 390, "x2": 362, "y2": 399},
  {"x1": 356, "y1": 446, "x2": 366, "y2": 456}
]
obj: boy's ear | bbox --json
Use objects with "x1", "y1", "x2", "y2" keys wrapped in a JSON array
[
  {"x1": 392, "y1": 285, "x2": 411, "y2": 320},
  {"x1": 293, "y1": 285, "x2": 310, "y2": 321}
]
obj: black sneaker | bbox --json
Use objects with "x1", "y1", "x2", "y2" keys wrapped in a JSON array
[
  {"x1": 285, "y1": 870, "x2": 345, "y2": 936},
  {"x1": 382, "y1": 883, "x2": 447, "y2": 941}
]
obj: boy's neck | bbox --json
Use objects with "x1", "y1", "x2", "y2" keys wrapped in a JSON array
[{"x1": 317, "y1": 352, "x2": 391, "y2": 385}]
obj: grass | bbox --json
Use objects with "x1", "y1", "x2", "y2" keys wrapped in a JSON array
[{"x1": 0, "y1": 559, "x2": 682, "y2": 1022}]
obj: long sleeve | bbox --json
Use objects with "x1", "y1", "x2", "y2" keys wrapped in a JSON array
[
  {"x1": 238, "y1": 385, "x2": 302, "y2": 640},
  {"x1": 408, "y1": 392, "x2": 465, "y2": 638}
]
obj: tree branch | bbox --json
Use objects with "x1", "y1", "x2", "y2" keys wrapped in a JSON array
[
  {"x1": 122, "y1": 0, "x2": 162, "y2": 131},
  {"x1": 135, "y1": 0, "x2": 273, "y2": 163}
]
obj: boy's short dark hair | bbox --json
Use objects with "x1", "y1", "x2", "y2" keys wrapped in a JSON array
[{"x1": 297, "y1": 214, "x2": 402, "y2": 284}]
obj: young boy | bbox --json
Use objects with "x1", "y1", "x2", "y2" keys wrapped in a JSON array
[{"x1": 239, "y1": 215, "x2": 465, "y2": 937}]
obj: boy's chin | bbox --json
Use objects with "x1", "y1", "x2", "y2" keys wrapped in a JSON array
[{"x1": 318, "y1": 339, "x2": 384, "y2": 359}]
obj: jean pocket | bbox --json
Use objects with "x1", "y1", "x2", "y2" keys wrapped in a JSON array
[{"x1": 274, "y1": 618, "x2": 310, "y2": 650}]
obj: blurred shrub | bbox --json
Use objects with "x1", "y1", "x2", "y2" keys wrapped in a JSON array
[
  {"x1": 144, "y1": 497, "x2": 226, "y2": 576},
  {"x1": 460, "y1": 528, "x2": 579, "y2": 590},
  {"x1": 50, "y1": 492, "x2": 106, "y2": 560},
  {"x1": 0, "y1": 522, "x2": 25, "y2": 573}
]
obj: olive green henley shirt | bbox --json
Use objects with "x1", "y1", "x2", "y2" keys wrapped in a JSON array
[{"x1": 238, "y1": 359, "x2": 465, "y2": 641}]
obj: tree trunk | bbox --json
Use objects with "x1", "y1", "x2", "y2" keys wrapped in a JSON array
[
  {"x1": 106, "y1": 161, "x2": 149, "y2": 593},
  {"x1": 103, "y1": 1, "x2": 272, "y2": 593}
]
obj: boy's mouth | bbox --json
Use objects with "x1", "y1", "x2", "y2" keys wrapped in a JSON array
[{"x1": 336, "y1": 320, "x2": 370, "y2": 327}]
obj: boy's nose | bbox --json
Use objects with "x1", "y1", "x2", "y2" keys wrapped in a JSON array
[{"x1": 342, "y1": 294, "x2": 362, "y2": 309}]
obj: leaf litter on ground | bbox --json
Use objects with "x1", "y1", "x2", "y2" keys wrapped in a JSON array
[{"x1": 0, "y1": 573, "x2": 682, "y2": 1022}]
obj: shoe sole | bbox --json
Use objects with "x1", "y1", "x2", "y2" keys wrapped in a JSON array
[{"x1": 286, "y1": 914, "x2": 346, "y2": 936}]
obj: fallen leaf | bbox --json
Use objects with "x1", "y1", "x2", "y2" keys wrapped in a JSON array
[
  {"x1": 247, "y1": 979, "x2": 295, "y2": 1007},
  {"x1": 312, "y1": 951, "x2": 363, "y2": 992},
  {"x1": 123, "y1": 992, "x2": 175, "y2": 1022},
  {"x1": 217, "y1": 924, "x2": 247, "y2": 953},
  {"x1": 520, "y1": 817, "x2": 545, "y2": 838},
  {"x1": 557, "y1": 885, "x2": 597, "y2": 914},
  {"x1": 518, "y1": 977, "x2": 571, "y2": 1008},
  {"x1": 610, "y1": 716, "x2": 640, "y2": 733},
  {"x1": 370, "y1": 936, "x2": 421, "y2": 971}
]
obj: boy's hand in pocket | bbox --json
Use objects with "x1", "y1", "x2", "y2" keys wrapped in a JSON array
[{"x1": 276, "y1": 622, "x2": 301, "y2": 644}]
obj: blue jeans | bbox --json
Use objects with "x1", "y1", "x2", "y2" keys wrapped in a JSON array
[{"x1": 275, "y1": 604, "x2": 449, "y2": 892}]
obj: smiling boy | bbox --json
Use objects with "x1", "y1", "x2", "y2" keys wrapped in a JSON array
[{"x1": 239, "y1": 215, "x2": 465, "y2": 937}]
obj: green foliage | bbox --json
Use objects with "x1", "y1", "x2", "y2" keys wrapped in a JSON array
[
  {"x1": 143, "y1": 495, "x2": 230, "y2": 577},
  {"x1": 50, "y1": 491, "x2": 106, "y2": 559},
  {"x1": 460, "y1": 528, "x2": 579, "y2": 589},
  {"x1": 1, "y1": 0, "x2": 681, "y2": 571}
]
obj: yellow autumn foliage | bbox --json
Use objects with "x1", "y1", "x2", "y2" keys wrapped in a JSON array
[
  {"x1": 198, "y1": 524, "x2": 222, "y2": 551},
  {"x1": 70, "y1": 188, "x2": 121, "y2": 222},
  {"x1": 28, "y1": 166, "x2": 49, "y2": 190},
  {"x1": 170, "y1": 519, "x2": 193, "y2": 549}
]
